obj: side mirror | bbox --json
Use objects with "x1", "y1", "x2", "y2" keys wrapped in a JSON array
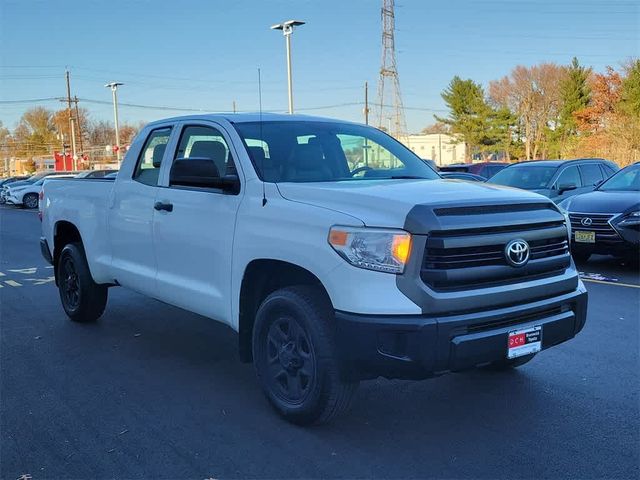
[
  {"x1": 557, "y1": 183, "x2": 577, "y2": 194},
  {"x1": 170, "y1": 158, "x2": 240, "y2": 193}
]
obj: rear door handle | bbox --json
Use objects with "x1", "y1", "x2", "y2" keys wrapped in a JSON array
[{"x1": 154, "y1": 201, "x2": 173, "y2": 212}]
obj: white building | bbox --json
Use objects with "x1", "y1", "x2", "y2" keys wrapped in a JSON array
[{"x1": 401, "y1": 134, "x2": 466, "y2": 167}]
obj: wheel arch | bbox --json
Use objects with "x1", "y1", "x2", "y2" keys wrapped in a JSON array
[
  {"x1": 52, "y1": 221, "x2": 84, "y2": 283},
  {"x1": 238, "y1": 259, "x2": 331, "y2": 363}
]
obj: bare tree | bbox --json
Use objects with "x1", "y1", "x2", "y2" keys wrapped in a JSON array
[{"x1": 490, "y1": 63, "x2": 566, "y2": 159}]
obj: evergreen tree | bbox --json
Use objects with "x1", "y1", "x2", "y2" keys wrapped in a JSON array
[
  {"x1": 557, "y1": 57, "x2": 591, "y2": 150},
  {"x1": 435, "y1": 77, "x2": 494, "y2": 160},
  {"x1": 619, "y1": 59, "x2": 640, "y2": 117}
]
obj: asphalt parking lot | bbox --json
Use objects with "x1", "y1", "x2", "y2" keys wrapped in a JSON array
[{"x1": 1, "y1": 205, "x2": 638, "y2": 480}]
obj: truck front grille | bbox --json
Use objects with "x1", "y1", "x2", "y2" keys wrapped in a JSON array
[{"x1": 421, "y1": 221, "x2": 571, "y2": 291}]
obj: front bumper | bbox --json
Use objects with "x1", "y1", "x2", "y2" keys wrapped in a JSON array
[
  {"x1": 6, "y1": 195, "x2": 20, "y2": 205},
  {"x1": 335, "y1": 284, "x2": 588, "y2": 380}
]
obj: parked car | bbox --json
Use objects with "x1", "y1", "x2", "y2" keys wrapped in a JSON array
[
  {"x1": 487, "y1": 158, "x2": 618, "y2": 202},
  {"x1": 558, "y1": 162, "x2": 640, "y2": 262},
  {"x1": 439, "y1": 162, "x2": 508, "y2": 179},
  {"x1": 41, "y1": 113, "x2": 587, "y2": 425},
  {"x1": 6, "y1": 174, "x2": 76, "y2": 208},
  {"x1": 75, "y1": 169, "x2": 118, "y2": 179},
  {"x1": 1, "y1": 171, "x2": 81, "y2": 204},
  {"x1": 440, "y1": 172, "x2": 486, "y2": 182},
  {"x1": 0, "y1": 175, "x2": 29, "y2": 187}
]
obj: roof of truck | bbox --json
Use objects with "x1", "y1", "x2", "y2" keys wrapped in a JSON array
[{"x1": 146, "y1": 113, "x2": 357, "y2": 127}]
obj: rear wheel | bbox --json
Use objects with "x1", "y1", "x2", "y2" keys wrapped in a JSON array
[
  {"x1": 252, "y1": 285, "x2": 358, "y2": 425},
  {"x1": 57, "y1": 243, "x2": 108, "y2": 322},
  {"x1": 23, "y1": 193, "x2": 39, "y2": 209}
]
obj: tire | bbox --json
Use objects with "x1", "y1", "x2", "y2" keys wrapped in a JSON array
[
  {"x1": 252, "y1": 285, "x2": 358, "y2": 425},
  {"x1": 572, "y1": 249, "x2": 591, "y2": 263},
  {"x1": 23, "y1": 193, "x2": 38, "y2": 209},
  {"x1": 57, "y1": 242, "x2": 108, "y2": 322},
  {"x1": 484, "y1": 353, "x2": 536, "y2": 371}
]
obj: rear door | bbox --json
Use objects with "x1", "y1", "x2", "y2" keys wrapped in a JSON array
[
  {"x1": 152, "y1": 121, "x2": 243, "y2": 324},
  {"x1": 108, "y1": 126, "x2": 175, "y2": 295}
]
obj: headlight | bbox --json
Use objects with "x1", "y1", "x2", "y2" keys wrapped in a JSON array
[
  {"x1": 328, "y1": 226, "x2": 412, "y2": 274},
  {"x1": 618, "y1": 210, "x2": 640, "y2": 227}
]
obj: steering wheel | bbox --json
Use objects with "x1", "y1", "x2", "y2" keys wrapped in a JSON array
[{"x1": 350, "y1": 166, "x2": 373, "y2": 177}]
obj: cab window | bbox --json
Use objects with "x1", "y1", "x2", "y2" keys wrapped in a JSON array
[
  {"x1": 174, "y1": 125, "x2": 236, "y2": 177},
  {"x1": 133, "y1": 127, "x2": 172, "y2": 186}
]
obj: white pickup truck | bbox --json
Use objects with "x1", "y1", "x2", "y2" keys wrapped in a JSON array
[{"x1": 41, "y1": 113, "x2": 587, "y2": 424}]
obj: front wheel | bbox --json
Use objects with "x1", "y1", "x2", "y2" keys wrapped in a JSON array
[
  {"x1": 57, "y1": 243, "x2": 108, "y2": 322},
  {"x1": 252, "y1": 286, "x2": 358, "y2": 425}
]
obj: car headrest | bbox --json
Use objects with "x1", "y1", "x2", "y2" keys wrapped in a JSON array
[
  {"x1": 152, "y1": 143, "x2": 167, "y2": 168},
  {"x1": 189, "y1": 140, "x2": 227, "y2": 163},
  {"x1": 289, "y1": 143, "x2": 325, "y2": 172}
]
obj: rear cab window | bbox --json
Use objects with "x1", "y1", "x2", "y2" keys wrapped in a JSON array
[{"x1": 133, "y1": 127, "x2": 173, "y2": 186}]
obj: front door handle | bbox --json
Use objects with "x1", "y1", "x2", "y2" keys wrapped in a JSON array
[{"x1": 154, "y1": 201, "x2": 173, "y2": 212}]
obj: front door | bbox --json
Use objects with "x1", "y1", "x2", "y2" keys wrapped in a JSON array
[{"x1": 153, "y1": 122, "x2": 243, "y2": 324}]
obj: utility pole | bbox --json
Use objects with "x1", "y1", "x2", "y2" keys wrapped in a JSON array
[
  {"x1": 73, "y1": 96, "x2": 84, "y2": 159},
  {"x1": 65, "y1": 70, "x2": 78, "y2": 170},
  {"x1": 364, "y1": 81, "x2": 370, "y2": 167},
  {"x1": 364, "y1": 81, "x2": 370, "y2": 125},
  {"x1": 105, "y1": 82, "x2": 124, "y2": 163},
  {"x1": 271, "y1": 20, "x2": 305, "y2": 114}
]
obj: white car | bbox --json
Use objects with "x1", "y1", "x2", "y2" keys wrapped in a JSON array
[{"x1": 7, "y1": 174, "x2": 75, "y2": 208}]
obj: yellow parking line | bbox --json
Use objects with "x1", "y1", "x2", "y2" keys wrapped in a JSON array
[
  {"x1": 581, "y1": 278, "x2": 640, "y2": 289},
  {"x1": 4, "y1": 280, "x2": 22, "y2": 287}
]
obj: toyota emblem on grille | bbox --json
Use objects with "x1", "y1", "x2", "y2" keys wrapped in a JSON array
[
  {"x1": 505, "y1": 239, "x2": 530, "y2": 267},
  {"x1": 581, "y1": 217, "x2": 593, "y2": 226}
]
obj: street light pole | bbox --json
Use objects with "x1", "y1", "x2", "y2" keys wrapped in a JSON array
[
  {"x1": 271, "y1": 20, "x2": 305, "y2": 114},
  {"x1": 105, "y1": 82, "x2": 124, "y2": 163}
]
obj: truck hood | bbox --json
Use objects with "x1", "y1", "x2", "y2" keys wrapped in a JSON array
[{"x1": 277, "y1": 179, "x2": 550, "y2": 228}]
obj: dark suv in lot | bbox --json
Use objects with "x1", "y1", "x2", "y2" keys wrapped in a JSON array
[
  {"x1": 487, "y1": 158, "x2": 618, "y2": 202},
  {"x1": 559, "y1": 162, "x2": 640, "y2": 262}
]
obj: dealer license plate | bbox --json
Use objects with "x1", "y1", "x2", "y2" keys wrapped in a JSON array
[
  {"x1": 575, "y1": 230, "x2": 595, "y2": 243},
  {"x1": 508, "y1": 326, "x2": 542, "y2": 359}
]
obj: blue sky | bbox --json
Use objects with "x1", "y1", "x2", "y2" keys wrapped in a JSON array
[{"x1": 1, "y1": 0, "x2": 638, "y2": 133}]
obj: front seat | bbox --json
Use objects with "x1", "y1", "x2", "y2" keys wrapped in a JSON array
[
  {"x1": 189, "y1": 140, "x2": 228, "y2": 175},
  {"x1": 284, "y1": 143, "x2": 332, "y2": 182}
]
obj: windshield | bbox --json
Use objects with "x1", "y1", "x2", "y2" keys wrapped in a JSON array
[
  {"x1": 598, "y1": 164, "x2": 640, "y2": 191},
  {"x1": 489, "y1": 165, "x2": 557, "y2": 189},
  {"x1": 234, "y1": 121, "x2": 440, "y2": 183}
]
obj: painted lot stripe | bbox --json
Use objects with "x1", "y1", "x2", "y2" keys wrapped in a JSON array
[
  {"x1": 581, "y1": 278, "x2": 640, "y2": 289},
  {"x1": 4, "y1": 280, "x2": 22, "y2": 287}
]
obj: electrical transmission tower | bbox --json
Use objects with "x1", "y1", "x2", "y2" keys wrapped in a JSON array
[{"x1": 376, "y1": 0, "x2": 407, "y2": 139}]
